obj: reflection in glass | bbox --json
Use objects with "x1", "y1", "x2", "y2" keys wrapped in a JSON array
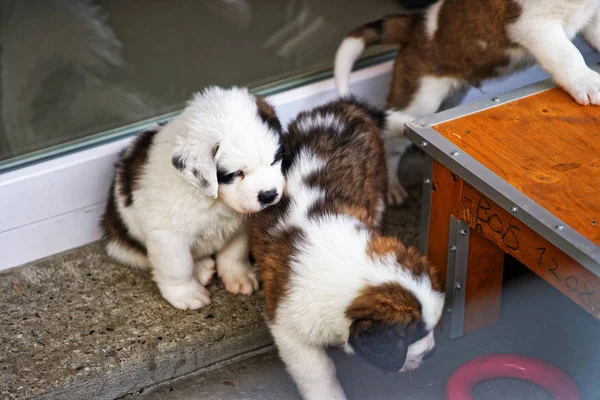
[{"x1": 0, "y1": 0, "x2": 400, "y2": 165}]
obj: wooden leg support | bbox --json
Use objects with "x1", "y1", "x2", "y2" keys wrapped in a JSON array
[{"x1": 424, "y1": 160, "x2": 505, "y2": 338}]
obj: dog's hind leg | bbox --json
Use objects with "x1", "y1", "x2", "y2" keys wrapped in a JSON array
[{"x1": 383, "y1": 76, "x2": 463, "y2": 205}]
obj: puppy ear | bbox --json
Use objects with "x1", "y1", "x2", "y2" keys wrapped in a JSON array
[
  {"x1": 349, "y1": 320, "x2": 408, "y2": 373},
  {"x1": 171, "y1": 144, "x2": 219, "y2": 198},
  {"x1": 255, "y1": 95, "x2": 282, "y2": 133}
]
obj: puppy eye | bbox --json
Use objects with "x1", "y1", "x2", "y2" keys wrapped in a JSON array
[
  {"x1": 217, "y1": 169, "x2": 244, "y2": 184},
  {"x1": 271, "y1": 146, "x2": 285, "y2": 166}
]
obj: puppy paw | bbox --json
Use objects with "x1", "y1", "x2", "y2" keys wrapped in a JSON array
[
  {"x1": 218, "y1": 262, "x2": 259, "y2": 296},
  {"x1": 561, "y1": 68, "x2": 600, "y2": 105},
  {"x1": 387, "y1": 178, "x2": 409, "y2": 206},
  {"x1": 158, "y1": 280, "x2": 211, "y2": 310},
  {"x1": 194, "y1": 257, "x2": 216, "y2": 285}
]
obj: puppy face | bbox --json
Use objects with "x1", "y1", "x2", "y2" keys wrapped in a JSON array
[
  {"x1": 171, "y1": 87, "x2": 285, "y2": 213},
  {"x1": 345, "y1": 277, "x2": 444, "y2": 374},
  {"x1": 348, "y1": 320, "x2": 435, "y2": 373}
]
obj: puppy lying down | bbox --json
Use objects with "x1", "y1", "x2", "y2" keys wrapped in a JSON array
[
  {"x1": 248, "y1": 98, "x2": 444, "y2": 400},
  {"x1": 102, "y1": 87, "x2": 285, "y2": 310}
]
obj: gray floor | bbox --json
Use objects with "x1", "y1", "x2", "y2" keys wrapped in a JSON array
[{"x1": 131, "y1": 261, "x2": 600, "y2": 400}]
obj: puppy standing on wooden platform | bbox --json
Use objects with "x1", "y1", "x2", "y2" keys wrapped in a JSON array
[
  {"x1": 248, "y1": 98, "x2": 444, "y2": 400},
  {"x1": 335, "y1": 0, "x2": 600, "y2": 204},
  {"x1": 102, "y1": 87, "x2": 285, "y2": 310}
]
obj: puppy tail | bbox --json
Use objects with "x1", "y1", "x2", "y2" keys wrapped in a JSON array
[
  {"x1": 334, "y1": 14, "x2": 416, "y2": 97},
  {"x1": 106, "y1": 240, "x2": 150, "y2": 269}
]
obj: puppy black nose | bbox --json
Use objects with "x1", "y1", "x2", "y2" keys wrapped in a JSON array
[
  {"x1": 422, "y1": 348, "x2": 435, "y2": 360},
  {"x1": 258, "y1": 189, "x2": 278, "y2": 205}
]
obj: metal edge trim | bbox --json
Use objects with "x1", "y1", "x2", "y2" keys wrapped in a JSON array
[
  {"x1": 418, "y1": 155, "x2": 434, "y2": 254},
  {"x1": 406, "y1": 90, "x2": 600, "y2": 275},
  {"x1": 443, "y1": 216, "x2": 469, "y2": 339},
  {"x1": 415, "y1": 64, "x2": 600, "y2": 128}
]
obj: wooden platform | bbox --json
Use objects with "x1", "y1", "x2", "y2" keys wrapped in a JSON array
[{"x1": 407, "y1": 79, "x2": 600, "y2": 338}]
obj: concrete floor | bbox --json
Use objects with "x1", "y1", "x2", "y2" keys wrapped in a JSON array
[{"x1": 131, "y1": 261, "x2": 600, "y2": 400}]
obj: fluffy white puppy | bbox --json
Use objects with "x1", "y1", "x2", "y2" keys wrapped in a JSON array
[{"x1": 102, "y1": 86, "x2": 285, "y2": 310}]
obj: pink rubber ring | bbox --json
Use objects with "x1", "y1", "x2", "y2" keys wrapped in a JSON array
[{"x1": 445, "y1": 354, "x2": 581, "y2": 400}]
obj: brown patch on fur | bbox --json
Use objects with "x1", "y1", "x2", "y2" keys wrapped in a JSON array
[
  {"x1": 290, "y1": 99, "x2": 388, "y2": 231},
  {"x1": 248, "y1": 196, "x2": 303, "y2": 322},
  {"x1": 346, "y1": 1, "x2": 523, "y2": 110},
  {"x1": 117, "y1": 129, "x2": 158, "y2": 207},
  {"x1": 101, "y1": 128, "x2": 157, "y2": 258},
  {"x1": 255, "y1": 95, "x2": 282, "y2": 133},
  {"x1": 345, "y1": 283, "x2": 421, "y2": 326},
  {"x1": 349, "y1": 14, "x2": 416, "y2": 46},
  {"x1": 101, "y1": 184, "x2": 147, "y2": 256},
  {"x1": 367, "y1": 235, "x2": 443, "y2": 293}
]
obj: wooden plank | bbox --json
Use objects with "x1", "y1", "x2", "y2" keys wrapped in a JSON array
[
  {"x1": 427, "y1": 161, "x2": 464, "y2": 290},
  {"x1": 460, "y1": 183, "x2": 600, "y2": 320},
  {"x1": 433, "y1": 87, "x2": 600, "y2": 247},
  {"x1": 464, "y1": 230, "x2": 504, "y2": 334}
]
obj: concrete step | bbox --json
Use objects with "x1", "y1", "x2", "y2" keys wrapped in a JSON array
[
  {"x1": 1, "y1": 240, "x2": 271, "y2": 400},
  {"x1": 1, "y1": 181, "x2": 423, "y2": 400}
]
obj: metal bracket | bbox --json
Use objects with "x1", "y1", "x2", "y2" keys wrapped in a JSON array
[
  {"x1": 443, "y1": 216, "x2": 470, "y2": 339},
  {"x1": 418, "y1": 155, "x2": 434, "y2": 254}
]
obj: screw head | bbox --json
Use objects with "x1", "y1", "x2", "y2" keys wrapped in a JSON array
[
  {"x1": 459, "y1": 229, "x2": 468, "y2": 236},
  {"x1": 450, "y1": 245, "x2": 457, "y2": 252},
  {"x1": 455, "y1": 282, "x2": 463, "y2": 291},
  {"x1": 451, "y1": 150, "x2": 459, "y2": 156},
  {"x1": 491, "y1": 97, "x2": 500, "y2": 102},
  {"x1": 424, "y1": 178, "x2": 431, "y2": 184},
  {"x1": 421, "y1": 141, "x2": 428, "y2": 148},
  {"x1": 556, "y1": 224, "x2": 565, "y2": 230},
  {"x1": 510, "y1": 206, "x2": 518, "y2": 213}
]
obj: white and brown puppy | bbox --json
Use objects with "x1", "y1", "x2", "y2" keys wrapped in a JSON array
[
  {"x1": 335, "y1": 0, "x2": 600, "y2": 204},
  {"x1": 248, "y1": 98, "x2": 444, "y2": 400},
  {"x1": 102, "y1": 87, "x2": 285, "y2": 310}
]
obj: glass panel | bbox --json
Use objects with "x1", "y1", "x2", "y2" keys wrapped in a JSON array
[{"x1": 0, "y1": 0, "x2": 400, "y2": 170}]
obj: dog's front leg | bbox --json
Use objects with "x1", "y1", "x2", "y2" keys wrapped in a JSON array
[
  {"x1": 216, "y1": 228, "x2": 259, "y2": 296},
  {"x1": 510, "y1": 20, "x2": 600, "y2": 105},
  {"x1": 147, "y1": 230, "x2": 211, "y2": 310},
  {"x1": 271, "y1": 324, "x2": 347, "y2": 400}
]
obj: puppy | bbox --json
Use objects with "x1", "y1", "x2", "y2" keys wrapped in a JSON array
[
  {"x1": 335, "y1": 0, "x2": 600, "y2": 204},
  {"x1": 248, "y1": 98, "x2": 444, "y2": 400},
  {"x1": 102, "y1": 87, "x2": 285, "y2": 310}
]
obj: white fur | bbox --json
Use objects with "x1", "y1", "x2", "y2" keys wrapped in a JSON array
[
  {"x1": 296, "y1": 113, "x2": 346, "y2": 134},
  {"x1": 425, "y1": 0, "x2": 444, "y2": 38},
  {"x1": 268, "y1": 139, "x2": 444, "y2": 400},
  {"x1": 334, "y1": 37, "x2": 366, "y2": 96},
  {"x1": 108, "y1": 87, "x2": 283, "y2": 309},
  {"x1": 274, "y1": 149, "x2": 326, "y2": 233},
  {"x1": 508, "y1": 0, "x2": 600, "y2": 105}
]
